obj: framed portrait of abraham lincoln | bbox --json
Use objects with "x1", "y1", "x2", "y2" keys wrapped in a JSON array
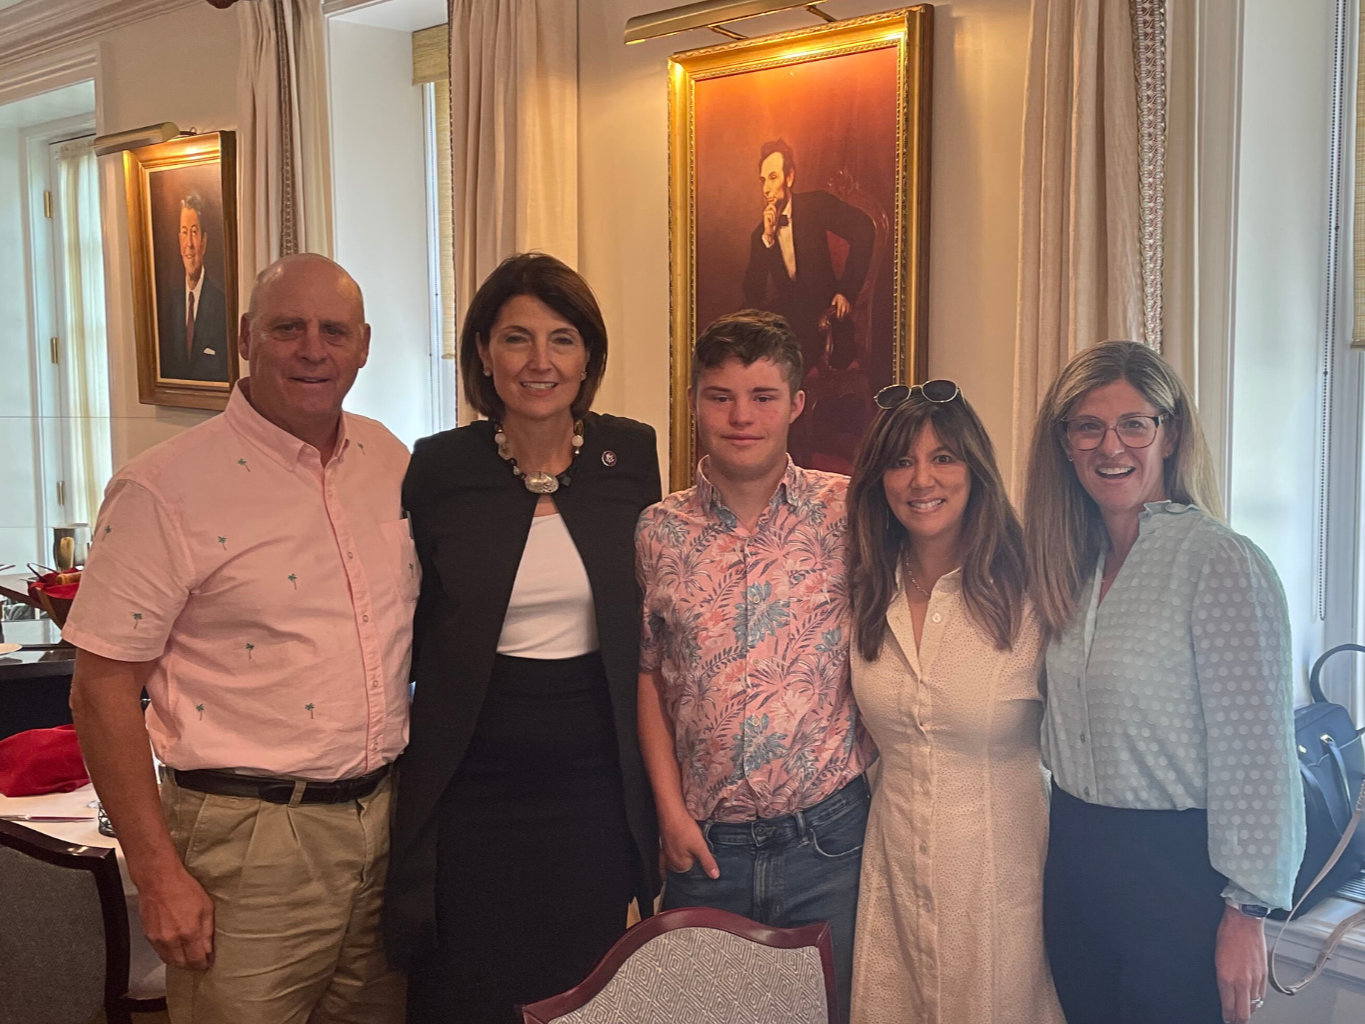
[
  {"x1": 668, "y1": 7, "x2": 932, "y2": 488},
  {"x1": 125, "y1": 131, "x2": 239, "y2": 411}
]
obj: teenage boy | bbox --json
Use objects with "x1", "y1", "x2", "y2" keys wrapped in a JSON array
[{"x1": 635, "y1": 309, "x2": 874, "y2": 1020}]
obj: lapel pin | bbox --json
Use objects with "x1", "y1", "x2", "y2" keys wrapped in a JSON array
[{"x1": 602, "y1": 450, "x2": 617, "y2": 467}]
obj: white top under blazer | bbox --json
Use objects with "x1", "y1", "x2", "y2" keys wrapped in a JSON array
[{"x1": 496, "y1": 512, "x2": 599, "y2": 659}]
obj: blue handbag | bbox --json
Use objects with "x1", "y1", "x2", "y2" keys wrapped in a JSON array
[{"x1": 1270, "y1": 644, "x2": 1365, "y2": 995}]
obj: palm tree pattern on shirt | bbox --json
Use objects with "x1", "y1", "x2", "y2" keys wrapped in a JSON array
[
  {"x1": 305, "y1": 703, "x2": 315, "y2": 719},
  {"x1": 196, "y1": 703, "x2": 205, "y2": 720},
  {"x1": 237, "y1": 458, "x2": 250, "y2": 472},
  {"x1": 288, "y1": 573, "x2": 298, "y2": 589},
  {"x1": 245, "y1": 643, "x2": 255, "y2": 659},
  {"x1": 132, "y1": 612, "x2": 143, "y2": 629},
  {"x1": 218, "y1": 537, "x2": 227, "y2": 549}
]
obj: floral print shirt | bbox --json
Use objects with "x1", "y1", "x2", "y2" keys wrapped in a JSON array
[{"x1": 636, "y1": 458, "x2": 874, "y2": 822}]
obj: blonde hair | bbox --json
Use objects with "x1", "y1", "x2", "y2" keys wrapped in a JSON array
[
  {"x1": 1023, "y1": 341, "x2": 1223, "y2": 640},
  {"x1": 849, "y1": 392, "x2": 1026, "y2": 660}
]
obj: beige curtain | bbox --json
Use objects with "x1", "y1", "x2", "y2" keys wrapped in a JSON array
[
  {"x1": 53, "y1": 137, "x2": 112, "y2": 527},
  {"x1": 448, "y1": 0, "x2": 578, "y2": 379},
  {"x1": 236, "y1": 0, "x2": 333, "y2": 302},
  {"x1": 1013, "y1": 0, "x2": 1147, "y2": 485}
]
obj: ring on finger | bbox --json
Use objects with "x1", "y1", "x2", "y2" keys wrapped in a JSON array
[{"x1": 1252, "y1": 998, "x2": 1265, "y2": 1011}]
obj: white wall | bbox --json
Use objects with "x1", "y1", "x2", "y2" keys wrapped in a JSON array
[
  {"x1": 578, "y1": 0, "x2": 1032, "y2": 485},
  {"x1": 328, "y1": 18, "x2": 435, "y2": 448},
  {"x1": 98, "y1": 2, "x2": 241, "y2": 468},
  {"x1": 1229, "y1": 0, "x2": 1339, "y2": 678}
]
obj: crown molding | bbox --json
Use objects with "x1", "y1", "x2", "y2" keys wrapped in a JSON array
[{"x1": 0, "y1": 0, "x2": 204, "y2": 70}]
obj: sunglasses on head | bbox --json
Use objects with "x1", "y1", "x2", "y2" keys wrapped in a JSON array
[{"x1": 874, "y1": 379, "x2": 961, "y2": 409}]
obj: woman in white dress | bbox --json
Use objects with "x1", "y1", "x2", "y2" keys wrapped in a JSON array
[{"x1": 845, "y1": 381, "x2": 1064, "y2": 1024}]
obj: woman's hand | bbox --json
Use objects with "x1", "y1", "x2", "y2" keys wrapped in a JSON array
[
  {"x1": 1215, "y1": 904, "x2": 1267, "y2": 1024},
  {"x1": 658, "y1": 811, "x2": 719, "y2": 878}
]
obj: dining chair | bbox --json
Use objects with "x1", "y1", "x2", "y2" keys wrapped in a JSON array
[
  {"x1": 520, "y1": 906, "x2": 837, "y2": 1024},
  {"x1": 0, "y1": 820, "x2": 164, "y2": 1024}
]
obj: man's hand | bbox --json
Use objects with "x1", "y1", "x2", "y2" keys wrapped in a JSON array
[
  {"x1": 830, "y1": 293, "x2": 851, "y2": 319},
  {"x1": 1215, "y1": 904, "x2": 1267, "y2": 1024},
  {"x1": 138, "y1": 860, "x2": 216, "y2": 970},
  {"x1": 763, "y1": 201, "x2": 779, "y2": 246},
  {"x1": 659, "y1": 812, "x2": 719, "y2": 879}
]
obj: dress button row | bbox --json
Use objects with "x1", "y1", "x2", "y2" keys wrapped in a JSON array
[{"x1": 930, "y1": 613, "x2": 942, "y2": 624}]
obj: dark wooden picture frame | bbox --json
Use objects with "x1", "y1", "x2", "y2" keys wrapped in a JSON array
[
  {"x1": 124, "y1": 131, "x2": 239, "y2": 411},
  {"x1": 667, "y1": 8, "x2": 933, "y2": 489}
]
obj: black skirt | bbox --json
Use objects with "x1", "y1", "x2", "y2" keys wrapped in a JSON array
[
  {"x1": 1043, "y1": 783, "x2": 1228, "y2": 1024},
  {"x1": 405, "y1": 652, "x2": 636, "y2": 1024}
]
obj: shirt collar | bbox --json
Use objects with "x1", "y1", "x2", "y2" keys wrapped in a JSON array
[
  {"x1": 225, "y1": 379, "x2": 350, "y2": 471},
  {"x1": 187, "y1": 273, "x2": 204, "y2": 304},
  {"x1": 695, "y1": 455, "x2": 800, "y2": 522},
  {"x1": 1138, "y1": 499, "x2": 1195, "y2": 521}
]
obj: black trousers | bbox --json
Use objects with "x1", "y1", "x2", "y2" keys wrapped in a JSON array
[
  {"x1": 1043, "y1": 784, "x2": 1227, "y2": 1024},
  {"x1": 405, "y1": 653, "x2": 636, "y2": 1024}
]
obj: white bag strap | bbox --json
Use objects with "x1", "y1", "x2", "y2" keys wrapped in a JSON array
[{"x1": 1269, "y1": 780, "x2": 1365, "y2": 995}]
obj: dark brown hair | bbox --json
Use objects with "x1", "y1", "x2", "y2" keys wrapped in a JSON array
[
  {"x1": 691, "y1": 309, "x2": 803, "y2": 394},
  {"x1": 459, "y1": 252, "x2": 608, "y2": 421},
  {"x1": 759, "y1": 139, "x2": 796, "y2": 177},
  {"x1": 848, "y1": 393, "x2": 1027, "y2": 660}
]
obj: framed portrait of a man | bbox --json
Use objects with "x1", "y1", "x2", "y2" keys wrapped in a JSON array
[
  {"x1": 668, "y1": 8, "x2": 932, "y2": 488},
  {"x1": 125, "y1": 131, "x2": 238, "y2": 410}
]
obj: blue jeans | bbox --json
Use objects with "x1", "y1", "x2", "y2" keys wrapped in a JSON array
[{"x1": 661, "y1": 775, "x2": 870, "y2": 1023}]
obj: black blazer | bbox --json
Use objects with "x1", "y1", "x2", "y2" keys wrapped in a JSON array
[
  {"x1": 384, "y1": 413, "x2": 663, "y2": 968},
  {"x1": 162, "y1": 277, "x2": 230, "y2": 382},
  {"x1": 742, "y1": 189, "x2": 875, "y2": 325}
]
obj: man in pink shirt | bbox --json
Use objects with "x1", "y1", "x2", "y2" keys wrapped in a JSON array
[
  {"x1": 635, "y1": 310, "x2": 875, "y2": 1022},
  {"x1": 66, "y1": 254, "x2": 414, "y2": 1024}
]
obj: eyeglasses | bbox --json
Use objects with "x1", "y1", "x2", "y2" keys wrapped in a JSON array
[
  {"x1": 874, "y1": 379, "x2": 961, "y2": 409},
  {"x1": 1060, "y1": 414, "x2": 1164, "y2": 451}
]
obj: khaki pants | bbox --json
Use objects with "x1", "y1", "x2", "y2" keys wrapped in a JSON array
[{"x1": 161, "y1": 772, "x2": 405, "y2": 1024}]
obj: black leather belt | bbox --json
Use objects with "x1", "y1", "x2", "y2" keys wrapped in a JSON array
[{"x1": 170, "y1": 763, "x2": 390, "y2": 805}]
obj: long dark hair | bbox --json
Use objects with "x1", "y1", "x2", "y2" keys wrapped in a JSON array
[{"x1": 848, "y1": 393, "x2": 1026, "y2": 661}]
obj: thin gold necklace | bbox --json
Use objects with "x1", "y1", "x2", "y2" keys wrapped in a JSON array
[{"x1": 902, "y1": 553, "x2": 933, "y2": 600}]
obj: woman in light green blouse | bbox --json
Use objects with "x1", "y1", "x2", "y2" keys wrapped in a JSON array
[{"x1": 1023, "y1": 342, "x2": 1304, "y2": 1024}]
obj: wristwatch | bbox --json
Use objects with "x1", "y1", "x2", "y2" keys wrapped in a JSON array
[{"x1": 1229, "y1": 900, "x2": 1270, "y2": 918}]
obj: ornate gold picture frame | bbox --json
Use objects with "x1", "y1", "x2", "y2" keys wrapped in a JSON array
[
  {"x1": 668, "y1": 8, "x2": 933, "y2": 490},
  {"x1": 125, "y1": 131, "x2": 239, "y2": 411}
]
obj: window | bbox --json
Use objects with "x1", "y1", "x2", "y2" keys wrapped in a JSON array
[
  {"x1": 326, "y1": 0, "x2": 454, "y2": 447},
  {"x1": 0, "y1": 80, "x2": 103, "y2": 576},
  {"x1": 1228, "y1": 0, "x2": 1364, "y2": 716}
]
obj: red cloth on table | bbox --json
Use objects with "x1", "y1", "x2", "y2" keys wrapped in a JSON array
[{"x1": 0, "y1": 724, "x2": 90, "y2": 796}]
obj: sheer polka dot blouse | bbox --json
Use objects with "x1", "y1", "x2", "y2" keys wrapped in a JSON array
[{"x1": 1042, "y1": 501, "x2": 1306, "y2": 910}]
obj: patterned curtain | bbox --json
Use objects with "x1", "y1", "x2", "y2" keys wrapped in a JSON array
[{"x1": 1130, "y1": 0, "x2": 1167, "y2": 353}]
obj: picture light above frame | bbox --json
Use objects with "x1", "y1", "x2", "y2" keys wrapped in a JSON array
[{"x1": 625, "y1": 0, "x2": 841, "y2": 44}]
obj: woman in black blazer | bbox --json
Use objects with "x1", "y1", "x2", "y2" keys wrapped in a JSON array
[{"x1": 385, "y1": 254, "x2": 661, "y2": 1022}]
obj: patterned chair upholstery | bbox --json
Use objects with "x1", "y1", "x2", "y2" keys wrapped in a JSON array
[
  {"x1": 0, "y1": 821, "x2": 135, "y2": 1024},
  {"x1": 521, "y1": 907, "x2": 836, "y2": 1024}
]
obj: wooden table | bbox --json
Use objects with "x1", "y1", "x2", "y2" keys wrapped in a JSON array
[{"x1": 0, "y1": 646, "x2": 77, "y2": 740}]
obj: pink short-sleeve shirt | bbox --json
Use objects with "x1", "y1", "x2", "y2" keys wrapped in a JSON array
[{"x1": 62, "y1": 384, "x2": 416, "y2": 781}]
